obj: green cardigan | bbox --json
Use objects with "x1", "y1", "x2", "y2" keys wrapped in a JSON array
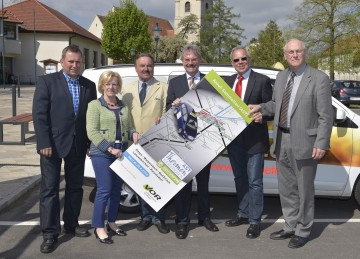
[{"x1": 86, "y1": 96, "x2": 135, "y2": 156}]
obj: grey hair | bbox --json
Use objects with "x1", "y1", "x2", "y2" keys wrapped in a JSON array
[
  {"x1": 229, "y1": 46, "x2": 250, "y2": 60},
  {"x1": 180, "y1": 44, "x2": 202, "y2": 60}
]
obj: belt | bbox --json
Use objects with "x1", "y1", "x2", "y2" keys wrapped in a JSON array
[{"x1": 279, "y1": 126, "x2": 290, "y2": 133}]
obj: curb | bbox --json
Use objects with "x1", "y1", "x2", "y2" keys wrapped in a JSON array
[{"x1": 0, "y1": 175, "x2": 41, "y2": 213}]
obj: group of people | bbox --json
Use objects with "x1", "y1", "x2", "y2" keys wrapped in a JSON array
[{"x1": 32, "y1": 38, "x2": 332, "y2": 253}]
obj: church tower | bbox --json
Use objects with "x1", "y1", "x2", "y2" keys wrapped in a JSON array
[{"x1": 174, "y1": 0, "x2": 213, "y2": 43}]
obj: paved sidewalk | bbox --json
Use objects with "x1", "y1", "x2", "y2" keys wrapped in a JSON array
[{"x1": 0, "y1": 85, "x2": 41, "y2": 212}]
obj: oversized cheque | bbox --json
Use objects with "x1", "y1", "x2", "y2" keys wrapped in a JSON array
[{"x1": 110, "y1": 70, "x2": 252, "y2": 211}]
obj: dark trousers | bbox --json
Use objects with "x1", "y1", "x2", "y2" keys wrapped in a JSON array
[
  {"x1": 39, "y1": 142, "x2": 85, "y2": 240},
  {"x1": 175, "y1": 163, "x2": 211, "y2": 224}
]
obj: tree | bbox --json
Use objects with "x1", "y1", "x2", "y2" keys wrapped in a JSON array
[
  {"x1": 289, "y1": 0, "x2": 360, "y2": 80},
  {"x1": 200, "y1": 0, "x2": 245, "y2": 63},
  {"x1": 156, "y1": 35, "x2": 187, "y2": 63},
  {"x1": 177, "y1": 13, "x2": 200, "y2": 41},
  {"x1": 249, "y1": 21, "x2": 285, "y2": 68},
  {"x1": 101, "y1": 0, "x2": 152, "y2": 63}
]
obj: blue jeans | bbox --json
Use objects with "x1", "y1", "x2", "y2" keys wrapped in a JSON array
[
  {"x1": 140, "y1": 198, "x2": 165, "y2": 223},
  {"x1": 227, "y1": 144, "x2": 264, "y2": 224},
  {"x1": 91, "y1": 156, "x2": 122, "y2": 228}
]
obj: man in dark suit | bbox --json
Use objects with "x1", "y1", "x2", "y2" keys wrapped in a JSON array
[
  {"x1": 166, "y1": 44, "x2": 219, "y2": 239},
  {"x1": 33, "y1": 45, "x2": 97, "y2": 253},
  {"x1": 250, "y1": 39, "x2": 333, "y2": 248},
  {"x1": 223, "y1": 47, "x2": 272, "y2": 239}
]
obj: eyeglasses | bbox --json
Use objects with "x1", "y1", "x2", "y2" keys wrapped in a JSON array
[
  {"x1": 233, "y1": 57, "x2": 248, "y2": 63},
  {"x1": 286, "y1": 49, "x2": 305, "y2": 55}
]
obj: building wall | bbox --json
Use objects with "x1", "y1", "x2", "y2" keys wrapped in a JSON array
[
  {"x1": 174, "y1": 0, "x2": 213, "y2": 43},
  {"x1": 13, "y1": 33, "x2": 103, "y2": 84},
  {"x1": 88, "y1": 16, "x2": 114, "y2": 65},
  {"x1": 88, "y1": 16, "x2": 103, "y2": 39}
]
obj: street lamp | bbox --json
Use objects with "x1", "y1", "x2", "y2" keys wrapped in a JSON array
[
  {"x1": 152, "y1": 22, "x2": 161, "y2": 63},
  {"x1": 130, "y1": 47, "x2": 135, "y2": 64}
]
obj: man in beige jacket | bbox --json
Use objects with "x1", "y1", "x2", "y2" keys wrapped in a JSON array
[{"x1": 121, "y1": 53, "x2": 169, "y2": 234}]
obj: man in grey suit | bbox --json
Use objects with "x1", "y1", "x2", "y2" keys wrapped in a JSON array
[{"x1": 250, "y1": 38, "x2": 333, "y2": 248}]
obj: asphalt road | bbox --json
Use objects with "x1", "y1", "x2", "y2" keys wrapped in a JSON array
[{"x1": 0, "y1": 179, "x2": 359, "y2": 259}]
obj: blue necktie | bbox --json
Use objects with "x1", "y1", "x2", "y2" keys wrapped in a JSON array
[{"x1": 139, "y1": 82, "x2": 147, "y2": 106}]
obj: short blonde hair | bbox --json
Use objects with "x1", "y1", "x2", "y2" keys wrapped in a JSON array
[{"x1": 97, "y1": 70, "x2": 122, "y2": 94}]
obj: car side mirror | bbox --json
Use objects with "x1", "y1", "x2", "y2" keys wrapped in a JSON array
[{"x1": 335, "y1": 108, "x2": 346, "y2": 123}]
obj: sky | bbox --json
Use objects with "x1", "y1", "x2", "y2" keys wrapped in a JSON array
[{"x1": 5, "y1": 0, "x2": 303, "y2": 44}]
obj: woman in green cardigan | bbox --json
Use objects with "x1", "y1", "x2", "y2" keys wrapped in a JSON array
[{"x1": 86, "y1": 71, "x2": 139, "y2": 244}]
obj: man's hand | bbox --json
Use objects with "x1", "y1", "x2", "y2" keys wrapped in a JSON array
[
  {"x1": 248, "y1": 104, "x2": 262, "y2": 123},
  {"x1": 171, "y1": 98, "x2": 182, "y2": 108},
  {"x1": 155, "y1": 116, "x2": 161, "y2": 125},
  {"x1": 312, "y1": 148, "x2": 326, "y2": 160},
  {"x1": 39, "y1": 147, "x2": 52, "y2": 157}
]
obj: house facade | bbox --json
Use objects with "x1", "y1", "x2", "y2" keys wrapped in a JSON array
[{"x1": 1, "y1": 0, "x2": 105, "y2": 85}]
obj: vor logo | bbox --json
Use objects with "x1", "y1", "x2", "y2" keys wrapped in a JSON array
[{"x1": 143, "y1": 184, "x2": 161, "y2": 200}]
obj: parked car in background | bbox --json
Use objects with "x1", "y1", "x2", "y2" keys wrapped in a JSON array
[
  {"x1": 82, "y1": 64, "x2": 360, "y2": 213},
  {"x1": 331, "y1": 80, "x2": 360, "y2": 106}
]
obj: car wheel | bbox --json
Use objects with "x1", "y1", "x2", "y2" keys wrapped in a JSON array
[
  {"x1": 354, "y1": 177, "x2": 360, "y2": 208},
  {"x1": 119, "y1": 183, "x2": 140, "y2": 213},
  {"x1": 88, "y1": 183, "x2": 140, "y2": 214}
]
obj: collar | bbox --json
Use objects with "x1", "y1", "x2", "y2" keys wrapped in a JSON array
[
  {"x1": 139, "y1": 77, "x2": 155, "y2": 86},
  {"x1": 62, "y1": 71, "x2": 79, "y2": 82},
  {"x1": 186, "y1": 71, "x2": 200, "y2": 80},
  {"x1": 98, "y1": 95, "x2": 124, "y2": 109},
  {"x1": 290, "y1": 63, "x2": 307, "y2": 76},
  {"x1": 238, "y1": 68, "x2": 251, "y2": 79}
]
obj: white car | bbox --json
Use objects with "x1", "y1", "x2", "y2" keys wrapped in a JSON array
[{"x1": 83, "y1": 63, "x2": 360, "y2": 212}]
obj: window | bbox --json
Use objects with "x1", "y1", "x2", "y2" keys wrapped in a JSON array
[
  {"x1": 84, "y1": 48, "x2": 90, "y2": 69},
  {"x1": 93, "y1": 51, "x2": 98, "y2": 68},
  {"x1": 101, "y1": 54, "x2": 106, "y2": 66},
  {"x1": 3, "y1": 23, "x2": 16, "y2": 40},
  {"x1": 185, "y1": 1, "x2": 190, "y2": 12}
]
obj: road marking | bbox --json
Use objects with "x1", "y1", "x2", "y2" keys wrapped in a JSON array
[{"x1": 1, "y1": 218, "x2": 360, "y2": 226}]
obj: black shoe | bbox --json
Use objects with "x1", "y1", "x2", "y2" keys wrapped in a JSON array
[
  {"x1": 270, "y1": 229, "x2": 295, "y2": 240},
  {"x1": 136, "y1": 219, "x2": 152, "y2": 231},
  {"x1": 225, "y1": 217, "x2": 249, "y2": 227},
  {"x1": 154, "y1": 221, "x2": 170, "y2": 234},
  {"x1": 199, "y1": 218, "x2": 219, "y2": 232},
  {"x1": 40, "y1": 238, "x2": 57, "y2": 254},
  {"x1": 94, "y1": 229, "x2": 113, "y2": 244},
  {"x1": 288, "y1": 236, "x2": 309, "y2": 249},
  {"x1": 106, "y1": 222, "x2": 127, "y2": 236},
  {"x1": 246, "y1": 224, "x2": 260, "y2": 239},
  {"x1": 63, "y1": 226, "x2": 91, "y2": 237},
  {"x1": 175, "y1": 224, "x2": 189, "y2": 239}
]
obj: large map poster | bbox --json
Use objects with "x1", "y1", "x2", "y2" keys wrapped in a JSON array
[{"x1": 110, "y1": 70, "x2": 251, "y2": 211}]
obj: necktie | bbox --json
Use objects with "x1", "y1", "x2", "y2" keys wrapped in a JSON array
[
  {"x1": 188, "y1": 76, "x2": 195, "y2": 90},
  {"x1": 139, "y1": 82, "x2": 147, "y2": 106},
  {"x1": 235, "y1": 75, "x2": 244, "y2": 98},
  {"x1": 279, "y1": 72, "x2": 296, "y2": 127}
]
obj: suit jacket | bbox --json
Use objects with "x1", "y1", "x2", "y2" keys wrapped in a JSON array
[
  {"x1": 223, "y1": 70, "x2": 272, "y2": 154},
  {"x1": 166, "y1": 73, "x2": 205, "y2": 111},
  {"x1": 261, "y1": 65, "x2": 333, "y2": 160},
  {"x1": 32, "y1": 70, "x2": 97, "y2": 158},
  {"x1": 122, "y1": 78, "x2": 168, "y2": 135}
]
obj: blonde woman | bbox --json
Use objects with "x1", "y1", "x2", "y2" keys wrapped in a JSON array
[{"x1": 86, "y1": 71, "x2": 139, "y2": 244}]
